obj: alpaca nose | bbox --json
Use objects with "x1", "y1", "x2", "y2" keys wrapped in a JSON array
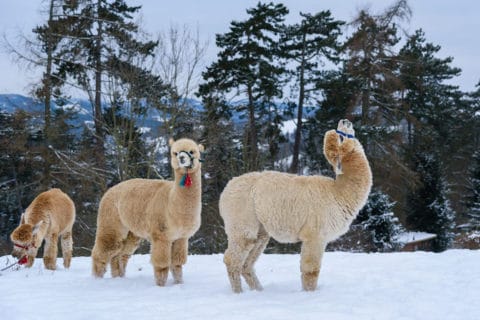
[
  {"x1": 12, "y1": 250, "x2": 21, "y2": 258},
  {"x1": 179, "y1": 156, "x2": 186, "y2": 164}
]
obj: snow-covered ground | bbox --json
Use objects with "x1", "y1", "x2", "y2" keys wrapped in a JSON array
[{"x1": 0, "y1": 250, "x2": 478, "y2": 320}]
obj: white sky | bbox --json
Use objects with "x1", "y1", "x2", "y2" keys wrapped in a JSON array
[{"x1": 0, "y1": 0, "x2": 478, "y2": 95}]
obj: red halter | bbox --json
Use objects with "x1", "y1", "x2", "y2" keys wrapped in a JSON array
[{"x1": 14, "y1": 242, "x2": 35, "y2": 250}]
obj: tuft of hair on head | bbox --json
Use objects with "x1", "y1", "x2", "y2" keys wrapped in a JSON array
[{"x1": 169, "y1": 138, "x2": 175, "y2": 147}]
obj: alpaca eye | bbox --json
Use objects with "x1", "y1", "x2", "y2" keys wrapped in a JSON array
[
  {"x1": 173, "y1": 152, "x2": 178, "y2": 156},
  {"x1": 189, "y1": 150, "x2": 195, "y2": 155}
]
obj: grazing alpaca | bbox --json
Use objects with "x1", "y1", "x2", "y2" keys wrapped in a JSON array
[
  {"x1": 10, "y1": 188, "x2": 76, "y2": 270},
  {"x1": 91, "y1": 138, "x2": 204, "y2": 286},
  {"x1": 220, "y1": 120, "x2": 372, "y2": 292}
]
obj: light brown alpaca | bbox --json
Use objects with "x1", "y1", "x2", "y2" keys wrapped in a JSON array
[
  {"x1": 91, "y1": 138, "x2": 204, "y2": 286},
  {"x1": 219, "y1": 120, "x2": 372, "y2": 292},
  {"x1": 10, "y1": 188, "x2": 76, "y2": 270}
]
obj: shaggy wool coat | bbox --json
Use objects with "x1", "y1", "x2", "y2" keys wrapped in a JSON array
[
  {"x1": 91, "y1": 138, "x2": 204, "y2": 286},
  {"x1": 10, "y1": 188, "x2": 76, "y2": 270},
  {"x1": 220, "y1": 124, "x2": 372, "y2": 292}
]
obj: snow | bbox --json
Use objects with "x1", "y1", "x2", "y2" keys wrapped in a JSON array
[
  {"x1": 138, "y1": 127, "x2": 151, "y2": 134},
  {"x1": 1, "y1": 250, "x2": 478, "y2": 320},
  {"x1": 281, "y1": 119, "x2": 297, "y2": 135},
  {"x1": 397, "y1": 231, "x2": 437, "y2": 243}
]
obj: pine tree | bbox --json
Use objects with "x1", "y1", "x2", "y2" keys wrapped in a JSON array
[
  {"x1": 345, "y1": 0, "x2": 411, "y2": 127},
  {"x1": 57, "y1": 0, "x2": 158, "y2": 175},
  {"x1": 191, "y1": 94, "x2": 241, "y2": 253},
  {"x1": 343, "y1": 0, "x2": 414, "y2": 196},
  {"x1": 406, "y1": 152, "x2": 455, "y2": 251},
  {"x1": 200, "y1": 2, "x2": 288, "y2": 171},
  {"x1": 303, "y1": 69, "x2": 358, "y2": 174},
  {"x1": 280, "y1": 10, "x2": 344, "y2": 173},
  {"x1": 356, "y1": 188, "x2": 403, "y2": 252},
  {"x1": 463, "y1": 150, "x2": 480, "y2": 231}
]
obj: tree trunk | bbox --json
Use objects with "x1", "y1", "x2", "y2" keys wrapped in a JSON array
[
  {"x1": 289, "y1": 33, "x2": 306, "y2": 174},
  {"x1": 93, "y1": 0, "x2": 106, "y2": 174},
  {"x1": 41, "y1": 0, "x2": 55, "y2": 189},
  {"x1": 246, "y1": 84, "x2": 258, "y2": 171}
]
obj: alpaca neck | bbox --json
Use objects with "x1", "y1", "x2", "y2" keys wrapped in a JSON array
[
  {"x1": 171, "y1": 169, "x2": 202, "y2": 208},
  {"x1": 334, "y1": 154, "x2": 372, "y2": 218}
]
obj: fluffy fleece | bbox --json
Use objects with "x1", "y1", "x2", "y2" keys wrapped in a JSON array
[
  {"x1": 10, "y1": 188, "x2": 76, "y2": 270},
  {"x1": 91, "y1": 138, "x2": 204, "y2": 286},
  {"x1": 219, "y1": 120, "x2": 372, "y2": 292}
]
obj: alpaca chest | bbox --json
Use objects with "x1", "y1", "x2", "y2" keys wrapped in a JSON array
[{"x1": 168, "y1": 208, "x2": 201, "y2": 239}]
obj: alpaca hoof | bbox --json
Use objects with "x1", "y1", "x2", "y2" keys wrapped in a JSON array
[
  {"x1": 302, "y1": 271, "x2": 319, "y2": 291},
  {"x1": 44, "y1": 257, "x2": 57, "y2": 270},
  {"x1": 228, "y1": 271, "x2": 243, "y2": 293},
  {"x1": 171, "y1": 265, "x2": 183, "y2": 284},
  {"x1": 155, "y1": 267, "x2": 169, "y2": 286},
  {"x1": 92, "y1": 261, "x2": 107, "y2": 278},
  {"x1": 63, "y1": 258, "x2": 72, "y2": 269},
  {"x1": 45, "y1": 263, "x2": 57, "y2": 270}
]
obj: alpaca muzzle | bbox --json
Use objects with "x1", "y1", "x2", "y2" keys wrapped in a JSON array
[{"x1": 177, "y1": 151, "x2": 194, "y2": 169}]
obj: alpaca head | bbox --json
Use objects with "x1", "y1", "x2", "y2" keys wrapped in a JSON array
[
  {"x1": 324, "y1": 119, "x2": 367, "y2": 175},
  {"x1": 169, "y1": 138, "x2": 205, "y2": 173},
  {"x1": 10, "y1": 218, "x2": 42, "y2": 258}
]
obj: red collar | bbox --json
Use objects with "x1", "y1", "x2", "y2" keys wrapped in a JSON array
[{"x1": 14, "y1": 243, "x2": 35, "y2": 250}]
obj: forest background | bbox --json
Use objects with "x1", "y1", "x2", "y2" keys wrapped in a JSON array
[{"x1": 0, "y1": 0, "x2": 479, "y2": 256}]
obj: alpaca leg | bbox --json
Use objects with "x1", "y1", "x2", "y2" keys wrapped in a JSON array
[
  {"x1": 43, "y1": 233, "x2": 58, "y2": 270},
  {"x1": 119, "y1": 232, "x2": 141, "y2": 277},
  {"x1": 300, "y1": 239, "x2": 325, "y2": 291},
  {"x1": 26, "y1": 255, "x2": 36, "y2": 268},
  {"x1": 151, "y1": 237, "x2": 172, "y2": 286},
  {"x1": 170, "y1": 238, "x2": 188, "y2": 284},
  {"x1": 110, "y1": 254, "x2": 123, "y2": 278},
  {"x1": 111, "y1": 232, "x2": 140, "y2": 277},
  {"x1": 60, "y1": 231, "x2": 73, "y2": 269},
  {"x1": 91, "y1": 231, "x2": 123, "y2": 278},
  {"x1": 224, "y1": 237, "x2": 256, "y2": 293},
  {"x1": 242, "y1": 227, "x2": 269, "y2": 291}
]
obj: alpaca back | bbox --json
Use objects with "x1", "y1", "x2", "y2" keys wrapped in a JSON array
[
  {"x1": 25, "y1": 188, "x2": 75, "y2": 233},
  {"x1": 221, "y1": 171, "x2": 341, "y2": 243},
  {"x1": 97, "y1": 178, "x2": 171, "y2": 238}
]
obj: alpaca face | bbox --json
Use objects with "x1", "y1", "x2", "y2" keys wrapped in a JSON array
[
  {"x1": 169, "y1": 138, "x2": 205, "y2": 172},
  {"x1": 10, "y1": 224, "x2": 34, "y2": 258},
  {"x1": 10, "y1": 220, "x2": 42, "y2": 258}
]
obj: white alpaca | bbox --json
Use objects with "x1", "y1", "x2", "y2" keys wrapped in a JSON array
[
  {"x1": 219, "y1": 120, "x2": 372, "y2": 292},
  {"x1": 91, "y1": 138, "x2": 204, "y2": 286}
]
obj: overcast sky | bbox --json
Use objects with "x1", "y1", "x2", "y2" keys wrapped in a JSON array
[{"x1": 0, "y1": 0, "x2": 478, "y2": 96}]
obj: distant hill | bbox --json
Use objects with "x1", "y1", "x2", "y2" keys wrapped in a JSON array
[{"x1": 0, "y1": 93, "x2": 318, "y2": 139}]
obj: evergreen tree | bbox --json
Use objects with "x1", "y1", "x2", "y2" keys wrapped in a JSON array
[
  {"x1": 344, "y1": 0, "x2": 414, "y2": 196},
  {"x1": 0, "y1": 110, "x2": 46, "y2": 254},
  {"x1": 303, "y1": 69, "x2": 358, "y2": 174},
  {"x1": 399, "y1": 28, "x2": 472, "y2": 226},
  {"x1": 406, "y1": 151, "x2": 455, "y2": 251},
  {"x1": 192, "y1": 94, "x2": 242, "y2": 253},
  {"x1": 280, "y1": 10, "x2": 344, "y2": 173},
  {"x1": 356, "y1": 188, "x2": 403, "y2": 252},
  {"x1": 200, "y1": 2, "x2": 288, "y2": 171},
  {"x1": 58, "y1": 0, "x2": 158, "y2": 175},
  {"x1": 345, "y1": 0, "x2": 411, "y2": 127},
  {"x1": 463, "y1": 150, "x2": 480, "y2": 231}
]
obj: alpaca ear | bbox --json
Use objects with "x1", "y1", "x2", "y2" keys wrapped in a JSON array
[
  {"x1": 168, "y1": 138, "x2": 175, "y2": 147},
  {"x1": 198, "y1": 144, "x2": 205, "y2": 152},
  {"x1": 20, "y1": 213, "x2": 25, "y2": 225},
  {"x1": 32, "y1": 221, "x2": 43, "y2": 235}
]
